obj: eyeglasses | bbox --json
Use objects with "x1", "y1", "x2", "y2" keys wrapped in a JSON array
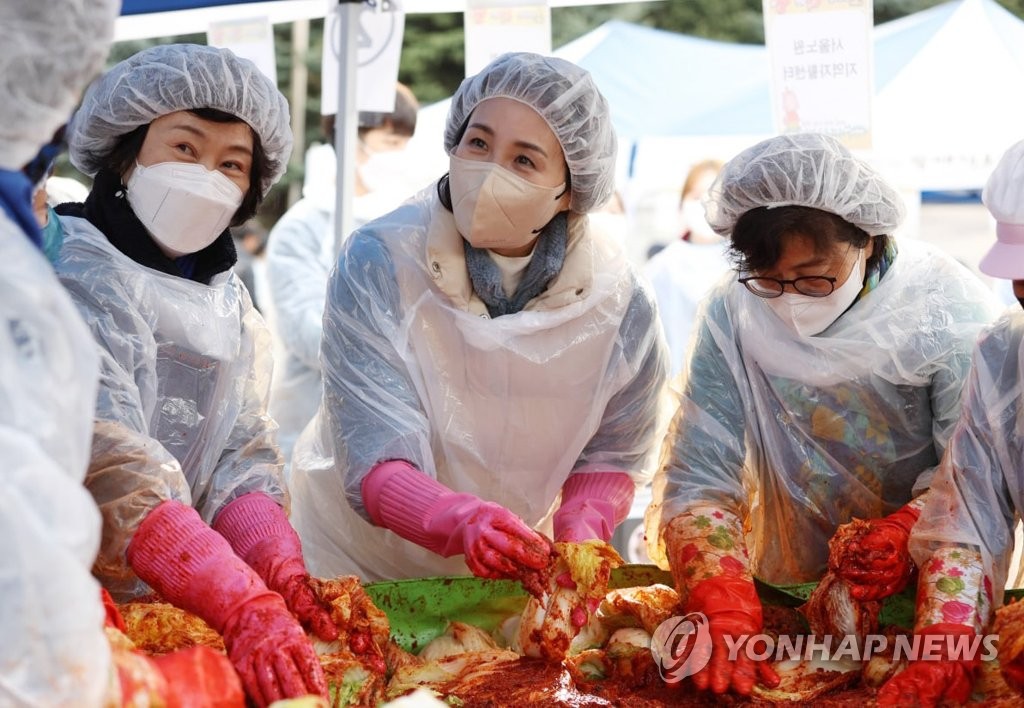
[
  {"x1": 737, "y1": 244, "x2": 858, "y2": 299},
  {"x1": 738, "y1": 274, "x2": 838, "y2": 298}
]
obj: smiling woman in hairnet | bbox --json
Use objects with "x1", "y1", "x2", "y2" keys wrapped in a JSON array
[
  {"x1": 53, "y1": 44, "x2": 331, "y2": 706},
  {"x1": 289, "y1": 52, "x2": 669, "y2": 583},
  {"x1": 644, "y1": 133, "x2": 1001, "y2": 697}
]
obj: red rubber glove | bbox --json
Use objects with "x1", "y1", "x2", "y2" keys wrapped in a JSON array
[
  {"x1": 151, "y1": 647, "x2": 245, "y2": 708},
  {"x1": 552, "y1": 468, "x2": 635, "y2": 543},
  {"x1": 127, "y1": 500, "x2": 328, "y2": 707},
  {"x1": 685, "y1": 575, "x2": 781, "y2": 696},
  {"x1": 362, "y1": 460, "x2": 554, "y2": 579},
  {"x1": 102, "y1": 588, "x2": 244, "y2": 707},
  {"x1": 831, "y1": 502, "x2": 921, "y2": 601},
  {"x1": 1002, "y1": 653, "x2": 1024, "y2": 694},
  {"x1": 876, "y1": 624, "x2": 979, "y2": 706},
  {"x1": 213, "y1": 492, "x2": 337, "y2": 642}
]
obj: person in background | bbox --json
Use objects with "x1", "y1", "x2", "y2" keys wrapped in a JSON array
[
  {"x1": 0, "y1": 1, "x2": 119, "y2": 704},
  {"x1": 232, "y1": 218, "x2": 269, "y2": 313},
  {"x1": 643, "y1": 159, "x2": 728, "y2": 378},
  {"x1": 266, "y1": 82, "x2": 419, "y2": 467},
  {"x1": 646, "y1": 133, "x2": 1001, "y2": 697},
  {"x1": 288, "y1": 52, "x2": 669, "y2": 583},
  {"x1": 870, "y1": 141, "x2": 1024, "y2": 706},
  {"x1": 54, "y1": 43, "x2": 331, "y2": 707}
]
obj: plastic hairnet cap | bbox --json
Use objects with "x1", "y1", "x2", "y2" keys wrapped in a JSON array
[
  {"x1": 69, "y1": 44, "x2": 293, "y2": 197},
  {"x1": 444, "y1": 52, "x2": 617, "y2": 214},
  {"x1": 0, "y1": 0, "x2": 119, "y2": 171},
  {"x1": 980, "y1": 140, "x2": 1024, "y2": 280},
  {"x1": 705, "y1": 133, "x2": 905, "y2": 238}
]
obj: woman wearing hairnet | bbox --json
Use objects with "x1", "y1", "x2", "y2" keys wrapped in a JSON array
[
  {"x1": 53, "y1": 44, "x2": 332, "y2": 706},
  {"x1": 0, "y1": 2, "x2": 118, "y2": 704},
  {"x1": 873, "y1": 141, "x2": 1024, "y2": 706},
  {"x1": 644, "y1": 133, "x2": 1001, "y2": 696},
  {"x1": 289, "y1": 52, "x2": 669, "y2": 583}
]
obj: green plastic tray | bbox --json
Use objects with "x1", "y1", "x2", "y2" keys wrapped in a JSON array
[{"x1": 365, "y1": 566, "x2": 1024, "y2": 654}]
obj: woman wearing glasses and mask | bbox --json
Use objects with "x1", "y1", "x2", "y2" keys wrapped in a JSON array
[{"x1": 644, "y1": 133, "x2": 1001, "y2": 697}]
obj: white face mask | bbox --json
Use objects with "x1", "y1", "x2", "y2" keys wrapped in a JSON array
[
  {"x1": 358, "y1": 147, "x2": 407, "y2": 194},
  {"x1": 448, "y1": 154, "x2": 567, "y2": 251},
  {"x1": 126, "y1": 161, "x2": 244, "y2": 257},
  {"x1": 765, "y1": 252, "x2": 865, "y2": 337},
  {"x1": 680, "y1": 198, "x2": 719, "y2": 243}
]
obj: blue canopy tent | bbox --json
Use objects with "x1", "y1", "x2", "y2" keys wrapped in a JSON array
[
  {"x1": 120, "y1": 0, "x2": 269, "y2": 13},
  {"x1": 556, "y1": 0, "x2": 1024, "y2": 190}
]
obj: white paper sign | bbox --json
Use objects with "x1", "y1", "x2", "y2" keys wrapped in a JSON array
[
  {"x1": 762, "y1": 0, "x2": 873, "y2": 148},
  {"x1": 207, "y1": 16, "x2": 277, "y2": 87},
  {"x1": 321, "y1": 1, "x2": 406, "y2": 115},
  {"x1": 464, "y1": 0, "x2": 551, "y2": 77}
]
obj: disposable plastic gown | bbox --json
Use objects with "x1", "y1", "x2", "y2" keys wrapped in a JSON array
[
  {"x1": 646, "y1": 239, "x2": 1001, "y2": 585},
  {"x1": 55, "y1": 215, "x2": 287, "y2": 600},
  {"x1": 290, "y1": 187, "x2": 669, "y2": 581},
  {"x1": 910, "y1": 307, "x2": 1024, "y2": 599},
  {"x1": 266, "y1": 197, "x2": 334, "y2": 464},
  {"x1": 0, "y1": 217, "x2": 108, "y2": 706}
]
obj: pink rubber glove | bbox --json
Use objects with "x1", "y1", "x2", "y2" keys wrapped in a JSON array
[
  {"x1": 552, "y1": 467, "x2": 635, "y2": 543},
  {"x1": 127, "y1": 500, "x2": 328, "y2": 707},
  {"x1": 213, "y1": 492, "x2": 337, "y2": 642},
  {"x1": 831, "y1": 500, "x2": 922, "y2": 601},
  {"x1": 362, "y1": 460, "x2": 555, "y2": 579}
]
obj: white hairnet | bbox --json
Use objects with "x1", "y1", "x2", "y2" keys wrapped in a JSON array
[
  {"x1": 705, "y1": 133, "x2": 905, "y2": 237},
  {"x1": 0, "y1": 0, "x2": 118, "y2": 171},
  {"x1": 444, "y1": 52, "x2": 617, "y2": 214},
  {"x1": 69, "y1": 44, "x2": 292, "y2": 197}
]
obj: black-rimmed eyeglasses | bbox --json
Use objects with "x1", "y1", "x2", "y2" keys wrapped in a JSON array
[{"x1": 737, "y1": 274, "x2": 838, "y2": 298}]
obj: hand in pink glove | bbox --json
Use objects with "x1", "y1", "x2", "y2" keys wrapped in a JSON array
[
  {"x1": 362, "y1": 460, "x2": 555, "y2": 580},
  {"x1": 876, "y1": 624, "x2": 979, "y2": 706},
  {"x1": 552, "y1": 468, "x2": 635, "y2": 543},
  {"x1": 127, "y1": 500, "x2": 328, "y2": 707},
  {"x1": 830, "y1": 501, "x2": 921, "y2": 601},
  {"x1": 214, "y1": 492, "x2": 337, "y2": 642}
]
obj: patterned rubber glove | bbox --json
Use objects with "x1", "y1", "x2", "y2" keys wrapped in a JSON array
[
  {"x1": 665, "y1": 508, "x2": 780, "y2": 696},
  {"x1": 831, "y1": 497, "x2": 926, "y2": 601},
  {"x1": 213, "y1": 492, "x2": 337, "y2": 641},
  {"x1": 127, "y1": 500, "x2": 328, "y2": 707},
  {"x1": 363, "y1": 460, "x2": 555, "y2": 580},
  {"x1": 877, "y1": 546, "x2": 990, "y2": 707},
  {"x1": 552, "y1": 467, "x2": 635, "y2": 543}
]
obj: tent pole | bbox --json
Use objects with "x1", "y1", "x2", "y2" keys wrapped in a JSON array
[
  {"x1": 287, "y1": 18, "x2": 310, "y2": 208},
  {"x1": 333, "y1": 0, "x2": 360, "y2": 257}
]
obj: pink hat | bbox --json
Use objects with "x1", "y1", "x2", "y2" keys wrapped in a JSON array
[{"x1": 980, "y1": 140, "x2": 1024, "y2": 279}]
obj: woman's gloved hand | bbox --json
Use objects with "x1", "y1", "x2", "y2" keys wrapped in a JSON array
[
  {"x1": 552, "y1": 467, "x2": 635, "y2": 543},
  {"x1": 830, "y1": 500, "x2": 923, "y2": 601},
  {"x1": 686, "y1": 575, "x2": 780, "y2": 695},
  {"x1": 363, "y1": 460, "x2": 555, "y2": 580},
  {"x1": 876, "y1": 624, "x2": 979, "y2": 707},
  {"x1": 213, "y1": 492, "x2": 338, "y2": 641},
  {"x1": 127, "y1": 500, "x2": 329, "y2": 707},
  {"x1": 665, "y1": 509, "x2": 780, "y2": 696}
]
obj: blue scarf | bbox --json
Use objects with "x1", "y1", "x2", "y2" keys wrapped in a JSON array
[
  {"x1": 463, "y1": 212, "x2": 568, "y2": 318},
  {"x1": 0, "y1": 168, "x2": 43, "y2": 249}
]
